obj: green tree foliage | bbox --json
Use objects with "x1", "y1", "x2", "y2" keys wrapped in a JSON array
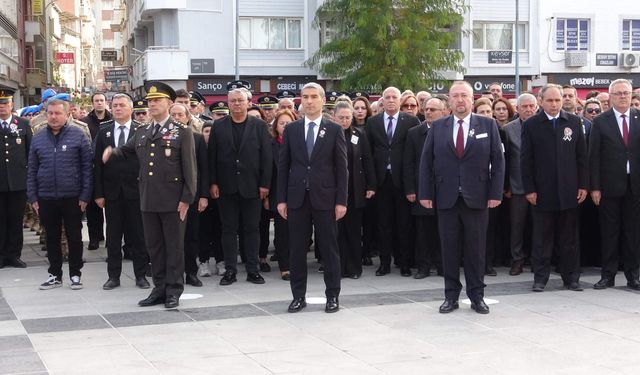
[{"x1": 306, "y1": 0, "x2": 467, "y2": 91}]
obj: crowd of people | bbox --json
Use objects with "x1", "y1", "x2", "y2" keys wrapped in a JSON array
[{"x1": 1, "y1": 77, "x2": 640, "y2": 315}]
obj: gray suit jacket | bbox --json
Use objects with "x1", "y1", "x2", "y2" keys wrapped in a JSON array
[{"x1": 503, "y1": 118, "x2": 525, "y2": 195}]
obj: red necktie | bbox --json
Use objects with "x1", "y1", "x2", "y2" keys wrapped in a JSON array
[
  {"x1": 456, "y1": 119, "x2": 464, "y2": 159},
  {"x1": 622, "y1": 114, "x2": 629, "y2": 147}
]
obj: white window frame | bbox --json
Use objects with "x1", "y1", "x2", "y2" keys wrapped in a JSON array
[
  {"x1": 472, "y1": 22, "x2": 528, "y2": 52},
  {"x1": 320, "y1": 20, "x2": 336, "y2": 47},
  {"x1": 555, "y1": 18, "x2": 590, "y2": 51},
  {"x1": 622, "y1": 19, "x2": 640, "y2": 51},
  {"x1": 239, "y1": 17, "x2": 303, "y2": 50}
]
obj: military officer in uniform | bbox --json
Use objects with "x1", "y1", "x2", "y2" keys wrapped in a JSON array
[
  {"x1": 189, "y1": 91, "x2": 212, "y2": 121},
  {"x1": 103, "y1": 81, "x2": 197, "y2": 308},
  {"x1": 258, "y1": 95, "x2": 278, "y2": 125},
  {"x1": 209, "y1": 101, "x2": 229, "y2": 121},
  {"x1": 132, "y1": 98, "x2": 150, "y2": 123},
  {"x1": 0, "y1": 89, "x2": 32, "y2": 268}
]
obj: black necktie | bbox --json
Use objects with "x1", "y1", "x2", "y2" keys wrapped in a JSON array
[
  {"x1": 117, "y1": 125, "x2": 126, "y2": 147},
  {"x1": 387, "y1": 116, "x2": 394, "y2": 143},
  {"x1": 306, "y1": 122, "x2": 316, "y2": 158},
  {"x1": 153, "y1": 123, "x2": 160, "y2": 136},
  {"x1": 1, "y1": 121, "x2": 7, "y2": 131}
]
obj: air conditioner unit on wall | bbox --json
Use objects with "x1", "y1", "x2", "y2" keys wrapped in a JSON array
[
  {"x1": 621, "y1": 53, "x2": 640, "y2": 68},
  {"x1": 0, "y1": 64, "x2": 8, "y2": 77},
  {"x1": 565, "y1": 51, "x2": 588, "y2": 67}
]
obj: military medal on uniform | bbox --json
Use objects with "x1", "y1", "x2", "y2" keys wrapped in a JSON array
[{"x1": 563, "y1": 127, "x2": 572, "y2": 141}]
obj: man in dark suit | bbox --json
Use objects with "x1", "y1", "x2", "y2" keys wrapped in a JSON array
[
  {"x1": 93, "y1": 93, "x2": 149, "y2": 290},
  {"x1": 278, "y1": 82, "x2": 348, "y2": 313},
  {"x1": 404, "y1": 97, "x2": 447, "y2": 279},
  {"x1": 419, "y1": 81, "x2": 505, "y2": 315},
  {"x1": 503, "y1": 93, "x2": 538, "y2": 275},
  {"x1": 208, "y1": 88, "x2": 272, "y2": 286},
  {"x1": 521, "y1": 84, "x2": 588, "y2": 293},
  {"x1": 589, "y1": 78, "x2": 640, "y2": 290},
  {"x1": 0, "y1": 88, "x2": 32, "y2": 268},
  {"x1": 103, "y1": 81, "x2": 197, "y2": 308},
  {"x1": 367, "y1": 87, "x2": 420, "y2": 277}
]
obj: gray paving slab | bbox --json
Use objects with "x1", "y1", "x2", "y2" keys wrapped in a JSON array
[
  {"x1": 104, "y1": 309, "x2": 192, "y2": 327},
  {"x1": 21, "y1": 315, "x2": 109, "y2": 334}
]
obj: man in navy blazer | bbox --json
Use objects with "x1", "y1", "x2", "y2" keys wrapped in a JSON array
[
  {"x1": 277, "y1": 82, "x2": 348, "y2": 313},
  {"x1": 419, "y1": 81, "x2": 505, "y2": 315}
]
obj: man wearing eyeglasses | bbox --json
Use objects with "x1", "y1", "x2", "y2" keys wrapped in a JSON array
[
  {"x1": 589, "y1": 79, "x2": 640, "y2": 291},
  {"x1": 132, "y1": 98, "x2": 150, "y2": 123}
]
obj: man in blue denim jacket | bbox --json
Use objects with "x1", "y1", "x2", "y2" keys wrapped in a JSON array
[{"x1": 27, "y1": 98, "x2": 93, "y2": 290}]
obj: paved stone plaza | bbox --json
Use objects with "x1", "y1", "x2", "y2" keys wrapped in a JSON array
[{"x1": 2, "y1": 229, "x2": 640, "y2": 374}]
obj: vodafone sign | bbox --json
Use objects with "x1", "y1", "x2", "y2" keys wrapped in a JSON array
[{"x1": 55, "y1": 52, "x2": 75, "y2": 64}]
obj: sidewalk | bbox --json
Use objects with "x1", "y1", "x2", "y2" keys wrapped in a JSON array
[{"x1": 1, "y1": 229, "x2": 640, "y2": 374}]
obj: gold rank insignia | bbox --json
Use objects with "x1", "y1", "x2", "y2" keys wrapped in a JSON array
[{"x1": 149, "y1": 86, "x2": 158, "y2": 93}]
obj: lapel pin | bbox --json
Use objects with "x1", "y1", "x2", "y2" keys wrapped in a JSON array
[
  {"x1": 106, "y1": 132, "x2": 111, "y2": 138},
  {"x1": 319, "y1": 129, "x2": 326, "y2": 138},
  {"x1": 469, "y1": 129, "x2": 475, "y2": 138}
]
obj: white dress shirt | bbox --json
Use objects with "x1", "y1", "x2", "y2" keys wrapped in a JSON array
[
  {"x1": 304, "y1": 115, "x2": 322, "y2": 143},
  {"x1": 613, "y1": 107, "x2": 631, "y2": 173},
  {"x1": 453, "y1": 114, "x2": 471, "y2": 149},
  {"x1": 114, "y1": 120, "x2": 132, "y2": 147}
]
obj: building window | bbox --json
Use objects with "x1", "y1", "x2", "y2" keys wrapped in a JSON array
[
  {"x1": 319, "y1": 20, "x2": 336, "y2": 47},
  {"x1": 622, "y1": 19, "x2": 640, "y2": 51},
  {"x1": 239, "y1": 17, "x2": 303, "y2": 50},
  {"x1": 555, "y1": 18, "x2": 589, "y2": 51},
  {"x1": 472, "y1": 22, "x2": 527, "y2": 51}
]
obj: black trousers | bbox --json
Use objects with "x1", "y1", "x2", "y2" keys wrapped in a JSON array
[
  {"x1": 104, "y1": 197, "x2": 148, "y2": 279},
  {"x1": 142, "y1": 211, "x2": 186, "y2": 298},
  {"x1": 0, "y1": 190, "x2": 27, "y2": 261},
  {"x1": 273, "y1": 211, "x2": 289, "y2": 272},
  {"x1": 509, "y1": 195, "x2": 531, "y2": 262},
  {"x1": 85, "y1": 200, "x2": 104, "y2": 242},
  {"x1": 39, "y1": 198, "x2": 84, "y2": 279},
  {"x1": 198, "y1": 198, "x2": 223, "y2": 263},
  {"x1": 438, "y1": 197, "x2": 488, "y2": 302},
  {"x1": 184, "y1": 202, "x2": 200, "y2": 275},
  {"x1": 217, "y1": 194, "x2": 261, "y2": 273},
  {"x1": 259, "y1": 207, "x2": 273, "y2": 259},
  {"x1": 598, "y1": 181, "x2": 640, "y2": 281},
  {"x1": 376, "y1": 172, "x2": 412, "y2": 267},
  {"x1": 362, "y1": 196, "x2": 377, "y2": 257},
  {"x1": 338, "y1": 206, "x2": 363, "y2": 276},
  {"x1": 414, "y1": 214, "x2": 441, "y2": 272},
  {"x1": 289, "y1": 192, "x2": 340, "y2": 299},
  {"x1": 531, "y1": 208, "x2": 580, "y2": 285}
]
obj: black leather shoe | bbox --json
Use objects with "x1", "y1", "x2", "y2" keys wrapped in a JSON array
[
  {"x1": 349, "y1": 273, "x2": 361, "y2": 279},
  {"x1": 288, "y1": 297, "x2": 306, "y2": 313},
  {"x1": 247, "y1": 272, "x2": 265, "y2": 284},
  {"x1": 102, "y1": 278, "x2": 120, "y2": 290},
  {"x1": 362, "y1": 257, "x2": 373, "y2": 266},
  {"x1": 219, "y1": 270, "x2": 237, "y2": 286},
  {"x1": 164, "y1": 295, "x2": 179, "y2": 308},
  {"x1": 138, "y1": 293, "x2": 165, "y2": 307},
  {"x1": 281, "y1": 272, "x2": 291, "y2": 281},
  {"x1": 627, "y1": 279, "x2": 640, "y2": 290},
  {"x1": 485, "y1": 266, "x2": 497, "y2": 276},
  {"x1": 565, "y1": 281, "x2": 584, "y2": 291},
  {"x1": 436, "y1": 267, "x2": 444, "y2": 276},
  {"x1": 4, "y1": 258, "x2": 27, "y2": 268},
  {"x1": 532, "y1": 283, "x2": 545, "y2": 292},
  {"x1": 594, "y1": 278, "x2": 614, "y2": 290},
  {"x1": 400, "y1": 267, "x2": 412, "y2": 277},
  {"x1": 87, "y1": 241, "x2": 99, "y2": 250},
  {"x1": 259, "y1": 262, "x2": 271, "y2": 272},
  {"x1": 186, "y1": 273, "x2": 203, "y2": 287},
  {"x1": 135, "y1": 277, "x2": 150, "y2": 289},
  {"x1": 414, "y1": 269, "x2": 429, "y2": 279},
  {"x1": 375, "y1": 264, "x2": 390, "y2": 276},
  {"x1": 325, "y1": 297, "x2": 339, "y2": 313},
  {"x1": 471, "y1": 299, "x2": 490, "y2": 314},
  {"x1": 439, "y1": 299, "x2": 459, "y2": 313}
]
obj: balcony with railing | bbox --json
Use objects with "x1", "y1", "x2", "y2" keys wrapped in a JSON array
[{"x1": 131, "y1": 46, "x2": 188, "y2": 88}]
